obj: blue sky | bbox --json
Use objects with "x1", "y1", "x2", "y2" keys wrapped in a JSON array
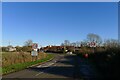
[{"x1": 2, "y1": 2, "x2": 118, "y2": 47}]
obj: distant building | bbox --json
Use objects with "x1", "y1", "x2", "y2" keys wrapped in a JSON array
[
  {"x1": 6, "y1": 46, "x2": 16, "y2": 51},
  {"x1": 42, "y1": 46, "x2": 76, "y2": 53}
]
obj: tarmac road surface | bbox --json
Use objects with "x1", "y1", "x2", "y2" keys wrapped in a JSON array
[{"x1": 2, "y1": 53, "x2": 102, "y2": 80}]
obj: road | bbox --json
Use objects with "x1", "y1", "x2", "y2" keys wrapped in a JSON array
[{"x1": 2, "y1": 53, "x2": 103, "y2": 80}]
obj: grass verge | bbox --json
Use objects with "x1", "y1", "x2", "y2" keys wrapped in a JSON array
[{"x1": 2, "y1": 54, "x2": 54, "y2": 75}]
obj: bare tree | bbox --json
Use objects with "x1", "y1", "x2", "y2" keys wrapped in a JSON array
[
  {"x1": 81, "y1": 41, "x2": 88, "y2": 47},
  {"x1": 76, "y1": 41, "x2": 81, "y2": 47},
  {"x1": 24, "y1": 40, "x2": 33, "y2": 46},
  {"x1": 64, "y1": 40, "x2": 70, "y2": 46},
  {"x1": 87, "y1": 33, "x2": 102, "y2": 46},
  {"x1": 103, "y1": 39, "x2": 119, "y2": 48},
  {"x1": 70, "y1": 42, "x2": 76, "y2": 47},
  {"x1": 61, "y1": 43, "x2": 64, "y2": 46}
]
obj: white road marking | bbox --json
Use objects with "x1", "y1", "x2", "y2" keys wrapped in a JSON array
[
  {"x1": 35, "y1": 67, "x2": 54, "y2": 76},
  {"x1": 35, "y1": 61, "x2": 57, "y2": 76},
  {"x1": 36, "y1": 61, "x2": 56, "y2": 68},
  {"x1": 35, "y1": 72, "x2": 44, "y2": 76},
  {"x1": 36, "y1": 65, "x2": 42, "y2": 68}
]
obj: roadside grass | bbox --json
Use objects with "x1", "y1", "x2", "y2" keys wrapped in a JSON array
[
  {"x1": 0, "y1": 67, "x2": 2, "y2": 75},
  {"x1": 2, "y1": 52, "x2": 49, "y2": 67},
  {"x1": 2, "y1": 53, "x2": 54, "y2": 75}
]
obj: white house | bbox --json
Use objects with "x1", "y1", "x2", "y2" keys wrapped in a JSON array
[{"x1": 6, "y1": 46, "x2": 16, "y2": 51}]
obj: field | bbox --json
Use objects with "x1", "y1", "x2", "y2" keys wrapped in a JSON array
[{"x1": 1, "y1": 52, "x2": 54, "y2": 75}]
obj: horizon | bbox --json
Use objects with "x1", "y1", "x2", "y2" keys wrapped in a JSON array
[{"x1": 2, "y1": 2, "x2": 118, "y2": 47}]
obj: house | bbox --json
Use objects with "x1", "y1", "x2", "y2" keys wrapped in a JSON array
[
  {"x1": 42, "y1": 45, "x2": 76, "y2": 53},
  {"x1": 6, "y1": 46, "x2": 16, "y2": 51},
  {"x1": 43, "y1": 46, "x2": 64, "y2": 52}
]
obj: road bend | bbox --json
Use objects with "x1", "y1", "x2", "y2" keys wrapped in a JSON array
[{"x1": 2, "y1": 53, "x2": 102, "y2": 80}]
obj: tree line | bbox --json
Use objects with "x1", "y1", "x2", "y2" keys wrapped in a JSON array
[
  {"x1": 2, "y1": 33, "x2": 119, "y2": 52},
  {"x1": 61, "y1": 33, "x2": 119, "y2": 48}
]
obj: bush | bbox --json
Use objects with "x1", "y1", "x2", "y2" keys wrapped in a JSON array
[
  {"x1": 21, "y1": 46, "x2": 32, "y2": 52},
  {"x1": 91, "y1": 47, "x2": 120, "y2": 78}
]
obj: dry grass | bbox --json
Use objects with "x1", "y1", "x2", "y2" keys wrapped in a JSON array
[{"x1": 2, "y1": 52, "x2": 47, "y2": 67}]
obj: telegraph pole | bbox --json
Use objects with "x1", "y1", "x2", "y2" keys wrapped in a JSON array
[{"x1": 8, "y1": 40, "x2": 11, "y2": 46}]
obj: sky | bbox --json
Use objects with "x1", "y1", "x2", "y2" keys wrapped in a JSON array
[
  {"x1": 2, "y1": 2, "x2": 118, "y2": 47},
  {"x1": 0, "y1": 2, "x2": 2, "y2": 46},
  {"x1": 2, "y1": 0, "x2": 120, "y2": 2}
]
